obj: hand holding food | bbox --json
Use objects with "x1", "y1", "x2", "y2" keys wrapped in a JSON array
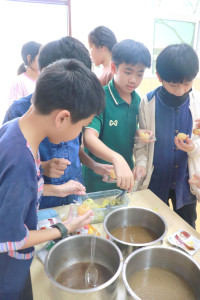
[
  {"x1": 193, "y1": 128, "x2": 200, "y2": 136},
  {"x1": 174, "y1": 134, "x2": 194, "y2": 153},
  {"x1": 77, "y1": 203, "x2": 91, "y2": 216},
  {"x1": 135, "y1": 129, "x2": 156, "y2": 143},
  {"x1": 188, "y1": 174, "x2": 200, "y2": 189}
]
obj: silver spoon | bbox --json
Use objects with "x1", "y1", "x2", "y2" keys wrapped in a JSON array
[
  {"x1": 115, "y1": 189, "x2": 128, "y2": 202},
  {"x1": 85, "y1": 235, "x2": 98, "y2": 287}
]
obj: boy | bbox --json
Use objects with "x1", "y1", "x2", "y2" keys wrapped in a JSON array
[
  {"x1": 0, "y1": 59, "x2": 104, "y2": 300},
  {"x1": 134, "y1": 43, "x2": 200, "y2": 228},
  {"x1": 83, "y1": 39, "x2": 151, "y2": 192},
  {"x1": 3, "y1": 36, "x2": 111, "y2": 208}
]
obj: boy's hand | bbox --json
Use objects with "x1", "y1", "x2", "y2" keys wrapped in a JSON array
[
  {"x1": 92, "y1": 162, "x2": 113, "y2": 176},
  {"x1": 133, "y1": 166, "x2": 146, "y2": 181},
  {"x1": 41, "y1": 158, "x2": 71, "y2": 178},
  {"x1": 112, "y1": 155, "x2": 134, "y2": 192},
  {"x1": 174, "y1": 136, "x2": 195, "y2": 153},
  {"x1": 136, "y1": 129, "x2": 155, "y2": 143},
  {"x1": 195, "y1": 119, "x2": 200, "y2": 129},
  {"x1": 63, "y1": 206, "x2": 94, "y2": 233},
  {"x1": 189, "y1": 174, "x2": 200, "y2": 189},
  {"x1": 56, "y1": 180, "x2": 86, "y2": 197}
]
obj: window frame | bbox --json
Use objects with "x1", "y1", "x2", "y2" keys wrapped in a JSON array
[{"x1": 5, "y1": 0, "x2": 71, "y2": 35}]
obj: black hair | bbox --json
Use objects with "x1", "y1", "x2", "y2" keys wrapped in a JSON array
[
  {"x1": 88, "y1": 26, "x2": 117, "y2": 52},
  {"x1": 156, "y1": 43, "x2": 199, "y2": 83},
  {"x1": 18, "y1": 41, "x2": 41, "y2": 75},
  {"x1": 32, "y1": 59, "x2": 105, "y2": 122},
  {"x1": 112, "y1": 39, "x2": 151, "y2": 68},
  {"x1": 38, "y1": 36, "x2": 91, "y2": 71}
]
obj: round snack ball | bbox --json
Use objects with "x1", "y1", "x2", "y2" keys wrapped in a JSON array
[
  {"x1": 109, "y1": 169, "x2": 116, "y2": 179},
  {"x1": 77, "y1": 204, "x2": 91, "y2": 216},
  {"x1": 177, "y1": 133, "x2": 187, "y2": 141},
  {"x1": 139, "y1": 131, "x2": 150, "y2": 141},
  {"x1": 193, "y1": 128, "x2": 200, "y2": 135}
]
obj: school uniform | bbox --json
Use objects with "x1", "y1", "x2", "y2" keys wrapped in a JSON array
[
  {"x1": 3, "y1": 95, "x2": 83, "y2": 208},
  {"x1": 83, "y1": 79, "x2": 140, "y2": 192},
  {"x1": 135, "y1": 87, "x2": 200, "y2": 228},
  {"x1": 0, "y1": 118, "x2": 43, "y2": 299}
]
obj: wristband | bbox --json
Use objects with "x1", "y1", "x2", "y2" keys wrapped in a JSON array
[{"x1": 52, "y1": 222, "x2": 68, "y2": 240}]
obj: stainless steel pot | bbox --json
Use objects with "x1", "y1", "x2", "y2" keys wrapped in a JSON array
[
  {"x1": 103, "y1": 207, "x2": 167, "y2": 258},
  {"x1": 44, "y1": 235, "x2": 123, "y2": 300},
  {"x1": 122, "y1": 245, "x2": 200, "y2": 299}
]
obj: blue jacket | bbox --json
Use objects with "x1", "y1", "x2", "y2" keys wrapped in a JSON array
[{"x1": 3, "y1": 95, "x2": 83, "y2": 208}]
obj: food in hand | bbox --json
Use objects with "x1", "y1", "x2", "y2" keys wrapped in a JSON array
[
  {"x1": 109, "y1": 169, "x2": 116, "y2": 180},
  {"x1": 139, "y1": 131, "x2": 150, "y2": 142},
  {"x1": 193, "y1": 128, "x2": 200, "y2": 135},
  {"x1": 77, "y1": 204, "x2": 91, "y2": 216},
  {"x1": 176, "y1": 133, "x2": 187, "y2": 141}
]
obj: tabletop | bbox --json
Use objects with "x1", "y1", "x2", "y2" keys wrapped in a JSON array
[{"x1": 30, "y1": 189, "x2": 200, "y2": 299}]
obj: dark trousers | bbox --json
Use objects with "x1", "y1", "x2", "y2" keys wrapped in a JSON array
[
  {"x1": 0, "y1": 253, "x2": 33, "y2": 300},
  {"x1": 168, "y1": 189, "x2": 197, "y2": 229}
]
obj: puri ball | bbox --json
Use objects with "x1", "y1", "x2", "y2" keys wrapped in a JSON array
[{"x1": 177, "y1": 133, "x2": 187, "y2": 141}]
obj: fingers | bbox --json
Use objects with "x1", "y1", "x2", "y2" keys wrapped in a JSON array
[
  {"x1": 195, "y1": 119, "x2": 200, "y2": 129},
  {"x1": 116, "y1": 176, "x2": 134, "y2": 192},
  {"x1": 55, "y1": 159, "x2": 71, "y2": 171}
]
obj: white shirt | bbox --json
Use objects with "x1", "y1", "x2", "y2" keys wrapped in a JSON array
[{"x1": 8, "y1": 73, "x2": 36, "y2": 105}]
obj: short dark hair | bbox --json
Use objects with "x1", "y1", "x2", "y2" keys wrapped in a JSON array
[
  {"x1": 112, "y1": 39, "x2": 151, "y2": 68},
  {"x1": 88, "y1": 26, "x2": 117, "y2": 52},
  {"x1": 156, "y1": 43, "x2": 199, "y2": 83},
  {"x1": 38, "y1": 36, "x2": 91, "y2": 71},
  {"x1": 32, "y1": 59, "x2": 105, "y2": 123},
  {"x1": 18, "y1": 41, "x2": 41, "y2": 75}
]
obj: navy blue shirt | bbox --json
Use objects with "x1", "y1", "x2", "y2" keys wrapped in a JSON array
[
  {"x1": 3, "y1": 95, "x2": 83, "y2": 208},
  {"x1": 0, "y1": 119, "x2": 42, "y2": 299},
  {"x1": 149, "y1": 89, "x2": 193, "y2": 209}
]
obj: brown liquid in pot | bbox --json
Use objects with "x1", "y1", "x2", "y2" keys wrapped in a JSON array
[
  {"x1": 56, "y1": 262, "x2": 113, "y2": 289},
  {"x1": 128, "y1": 267, "x2": 197, "y2": 300},
  {"x1": 110, "y1": 225, "x2": 158, "y2": 243}
]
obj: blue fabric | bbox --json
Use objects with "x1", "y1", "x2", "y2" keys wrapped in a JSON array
[
  {"x1": 0, "y1": 253, "x2": 32, "y2": 300},
  {"x1": 0, "y1": 119, "x2": 38, "y2": 299},
  {"x1": 149, "y1": 89, "x2": 194, "y2": 209},
  {"x1": 3, "y1": 94, "x2": 83, "y2": 208}
]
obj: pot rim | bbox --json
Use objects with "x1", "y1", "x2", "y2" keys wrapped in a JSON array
[
  {"x1": 122, "y1": 245, "x2": 200, "y2": 299},
  {"x1": 103, "y1": 206, "x2": 168, "y2": 247},
  {"x1": 44, "y1": 234, "x2": 123, "y2": 294}
]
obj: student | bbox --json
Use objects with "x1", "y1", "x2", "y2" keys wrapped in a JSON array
[
  {"x1": 83, "y1": 39, "x2": 151, "y2": 192},
  {"x1": 0, "y1": 58, "x2": 104, "y2": 300},
  {"x1": 9, "y1": 41, "x2": 41, "y2": 104},
  {"x1": 88, "y1": 25, "x2": 117, "y2": 86},
  {"x1": 134, "y1": 43, "x2": 200, "y2": 228},
  {"x1": 3, "y1": 36, "x2": 112, "y2": 209}
]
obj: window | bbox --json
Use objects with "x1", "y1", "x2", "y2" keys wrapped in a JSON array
[
  {"x1": 0, "y1": 0, "x2": 70, "y2": 122},
  {"x1": 152, "y1": 18, "x2": 197, "y2": 73}
]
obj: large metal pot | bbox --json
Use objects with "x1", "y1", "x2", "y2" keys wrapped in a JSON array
[
  {"x1": 122, "y1": 245, "x2": 200, "y2": 299},
  {"x1": 104, "y1": 207, "x2": 167, "y2": 258},
  {"x1": 44, "y1": 235, "x2": 123, "y2": 300}
]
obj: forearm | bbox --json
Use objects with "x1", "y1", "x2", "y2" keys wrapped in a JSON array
[
  {"x1": 83, "y1": 131, "x2": 120, "y2": 164},
  {"x1": 21, "y1": 228, "x2": 62, "y2": 249},
  {"x1": 43, "y1": 184, "x2": 65, "y2": 197},
  {"x1": 79, "y1": 147, "x2": 96, "y2": 170}
]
